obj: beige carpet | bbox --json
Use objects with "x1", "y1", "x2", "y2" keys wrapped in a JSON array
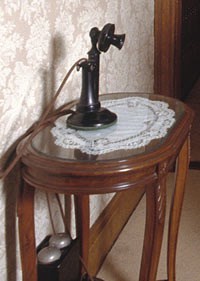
[{"x1": 98, "y1": 170, "x2": 200, "y2": 281}]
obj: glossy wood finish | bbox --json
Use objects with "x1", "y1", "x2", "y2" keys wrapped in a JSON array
[
  {"x1": 167, "y1": 137, "x2": 190, "y2": 281},
  {"x1": 154, "y1": 0, "x2": 182, "y2": 99},
  {"x1": 18, "y1": 182, "x2": 36, "y2": 281},
  {"x1": 140, "y1": 165, "x2": 167, "y2": 281},
  {"x1": 74, "y1": 195, "x2": 90, "y2": 272},
  {"x1": 17, "y1": 93, "x2": 193, "y2": 281},
  {"x1": 155, "y1": 0, "x2": 200, "y2": 99}
]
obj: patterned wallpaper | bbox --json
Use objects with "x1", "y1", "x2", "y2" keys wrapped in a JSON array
[{"x1": 0, "y1": 1, "x2": 154, "y2": 280}]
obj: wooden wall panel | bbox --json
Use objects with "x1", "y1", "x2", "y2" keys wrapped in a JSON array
[
  {"x1": 154, "y1": 0, "x2": 182, "y2": 98},
  {"x1": 154, "y1": 0, "x2": 200, "y2": 99},
  {"x1": 181, "y1": 0, "x2": 200, "y2": 98}
]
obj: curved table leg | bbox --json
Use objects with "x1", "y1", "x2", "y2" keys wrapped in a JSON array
[
  {"x1": 139, "y1": 170, "x2": 167, "y2": 281},
  {"x1": 74, "y1": 195, "x2": 90, "y2": 273},
  {"x1": 167, "y1": 137, "x2": 190, "y2": 281},
  {"x1": 17, "y1": 182, "x2": 36, "y2": 281}
]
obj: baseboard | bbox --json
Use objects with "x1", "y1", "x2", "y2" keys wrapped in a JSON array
[{"x1": 88, "y1": 185, "x2": 145, "y2": 275}]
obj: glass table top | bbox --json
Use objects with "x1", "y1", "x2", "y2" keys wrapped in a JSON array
[{"x1": 31, "y1": 93, "x2": 185, "y2": 162}]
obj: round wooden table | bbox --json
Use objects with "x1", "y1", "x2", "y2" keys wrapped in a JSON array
[{"x1": 17, "y1": 93, "x2": 193, "y2": 281}]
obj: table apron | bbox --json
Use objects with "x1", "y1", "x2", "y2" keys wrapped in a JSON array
[{"x1": 22, "y1": 165, "x2": 159, "y2": 194}]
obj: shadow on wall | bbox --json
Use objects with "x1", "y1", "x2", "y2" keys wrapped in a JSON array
[{"x1": 2, "y1": 34, "x2": 72, "y2": 281}]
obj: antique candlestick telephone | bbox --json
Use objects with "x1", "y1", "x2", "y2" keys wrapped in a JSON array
[{"x1": 67, "y1": 23, "x2": 125, "y2": 130}]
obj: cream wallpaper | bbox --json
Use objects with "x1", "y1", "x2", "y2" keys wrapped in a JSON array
[{"x1": 0, "y1": 0, "x2": 154, "y2": 280}]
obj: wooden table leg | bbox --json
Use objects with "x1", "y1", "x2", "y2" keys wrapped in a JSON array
[
  {"x1": 18, "y1": 181, "x2": 37, "y2": 281},
  {"x1": 74, "y1": 195, "x2": 90, "y2": 273},
  {"x1": 167, "y1": 137, "x2": 190, "y2": 281},
  {"x1": 139, "y1": 168, "x2": 167, "y2": 281}
]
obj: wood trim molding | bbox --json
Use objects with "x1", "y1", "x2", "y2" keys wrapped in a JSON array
[
  {"x1": 154, "y1": 0, "x2": 182, "y2": 98},
  {"x1": 88, "y1": 186, "x2": 145, "y2": 275}
]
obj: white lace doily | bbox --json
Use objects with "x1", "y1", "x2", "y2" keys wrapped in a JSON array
[{"x1": 51, "y1": 97, "x2": 175, "y2": 155}]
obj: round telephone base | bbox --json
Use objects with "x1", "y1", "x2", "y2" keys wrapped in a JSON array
[{"x1": 66, "y1": 108, "x2": 117, "y2": 130}]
